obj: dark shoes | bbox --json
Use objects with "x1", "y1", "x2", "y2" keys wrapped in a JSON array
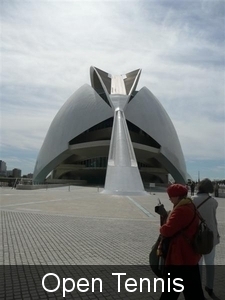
[{"x1": 205, "y1": 286, "x2": 215, "y2": 297}]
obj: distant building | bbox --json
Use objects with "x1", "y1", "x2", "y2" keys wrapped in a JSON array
[
  {"x1": 0, "y1": 160, "x2": 7, "y2": 176},
  {"x1": 27, "y1": 173, "x2": 33, "y2": 178},
  {"x1": 12, "y1": 168, "x2": 22, "y2": 178},
  {"x1": 34, "y1": 66, "x2": 188, "y2": 195},
  {"x1": 6, "y1": 170, "x2": 13, "y2": 177}
]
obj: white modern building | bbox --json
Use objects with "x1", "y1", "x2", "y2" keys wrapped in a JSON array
[{"x1": 33, "y1": 67, "x2": 187, "y2": 195}]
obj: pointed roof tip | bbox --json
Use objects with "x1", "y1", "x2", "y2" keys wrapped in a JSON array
[
  {"x1": 125, "y1": 68, "x2": 142, "y2": 75},
  {"x1": 90, "y1": 66, "x2": 142, "y2": 97},
  {"x1": 90, "y1": 66, "x2": 142, "y2": 77},
  {"x1": 91, "y1": 66, "x2": 108, "y2": 73}
]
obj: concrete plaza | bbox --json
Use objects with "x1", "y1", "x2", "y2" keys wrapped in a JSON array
[{"x1": 1, "y1": 185, "x2": 225, "y2": 299}]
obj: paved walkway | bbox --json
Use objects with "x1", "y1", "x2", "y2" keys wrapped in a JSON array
[{"x1": 1, "y1": 186, "x2": 224, "y2": 299}]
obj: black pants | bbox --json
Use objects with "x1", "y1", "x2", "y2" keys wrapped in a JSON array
[{"x1": 159, "y1": 265, "x2": 205, "y2": 300}]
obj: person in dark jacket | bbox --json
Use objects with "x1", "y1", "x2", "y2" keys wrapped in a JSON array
[
  {"x1": 190, "y1": 181, "x2": 195, "y2": 195},
  {"x1": 214, "y1": 182, "x2": 219, "y2": 197},
  {"x1": 192, "y1": 178, "x2": 220, "y2": 297},
  {"x1": 159, "y1": 184, "x2": 205, "y2": 300}
]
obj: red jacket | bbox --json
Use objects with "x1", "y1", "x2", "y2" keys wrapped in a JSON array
[{"x1": 160, "y1": 198, "x2": 201, "y2": 265}]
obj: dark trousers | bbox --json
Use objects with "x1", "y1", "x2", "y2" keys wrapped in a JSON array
[{"x1": 159, "y1": 265, "x2": 205, "y2": 300}]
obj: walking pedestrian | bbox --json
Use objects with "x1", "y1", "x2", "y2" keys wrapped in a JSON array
[
  {"x1": 190, "y1": 181, "x2": 195, "y2": 196},
  {"x1": 214, "y1": 182, "x2": 219, "y2": 197},
  {"x1": 192, "y1": 178, "x2": 220, "y2": 297}
]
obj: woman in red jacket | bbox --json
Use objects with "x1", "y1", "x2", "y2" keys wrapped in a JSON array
[{"x1": 159, "y1": 184, "x2": 205, "y2": 300}]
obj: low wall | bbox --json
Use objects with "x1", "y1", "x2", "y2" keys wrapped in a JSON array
[
  {"x1": 16, "y1": 184, "x2": 67, "y2": 190},
  {"x1": 16, "y1": 180, "x2": 87, "y2": 190},
  {"x1": 15, "y1": 183, "x2": 225, "y2": 197}
]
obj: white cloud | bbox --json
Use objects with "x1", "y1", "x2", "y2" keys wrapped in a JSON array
[{"x1": 174, "y1": 116, "x2": 225, "y2": 160}]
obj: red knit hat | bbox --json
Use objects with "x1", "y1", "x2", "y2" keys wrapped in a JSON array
[{"x1": 167, "y1": 184, "x2": 188, "y2": 198}]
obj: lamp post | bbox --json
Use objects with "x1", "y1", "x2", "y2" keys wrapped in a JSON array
[{"x1": 198, "y1": 171, "x2": 200, "y2": 183}]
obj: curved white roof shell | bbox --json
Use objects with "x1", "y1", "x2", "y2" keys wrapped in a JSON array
[
  {"x1": 125, "y1": 87, "x2": 187, "y2": 182},
  {"x1": 33, "y1": 84, "x2": 113, "y2": 182}
]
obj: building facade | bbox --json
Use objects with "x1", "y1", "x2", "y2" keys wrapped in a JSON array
[
  {"x1": 0, "y1": 160, "x2": 7, "y2": 177},
  {"x1": 33, "y1": 67, "x2": 187, "y2": 195},
  {"x1": 12, "y1": 168, "x2": 22, "y2": 178}
]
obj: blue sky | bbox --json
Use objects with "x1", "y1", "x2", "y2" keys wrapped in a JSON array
[{"x1": 0, "y1": 0, "x2": 224, "y2": 181}]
